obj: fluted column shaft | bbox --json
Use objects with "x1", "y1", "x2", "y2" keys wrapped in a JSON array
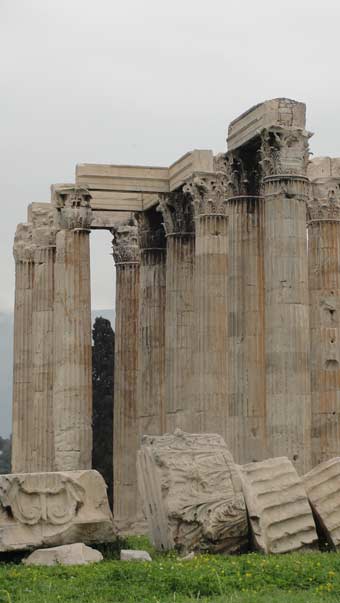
[
  {"x1": 112, "y1": 221, "x2": 140, "y2": 530},
  {"x1": 30, "y1": 207, "x2": 57, "y2": 472},
  {"x1": 53, "y1": 187, "x2": 93, "y2": 471},
  {"x1": 227, "y1": 196, "x2": 266, "y2": 463},
  {"x1": 137, "y1": 211, "x2": 166, "y2": 438},
  {"x1": 184, "y1": 173, "x2": 229, "y2": 436},
  {"x1": 164, "y1": 234, "x2": 194, "y2": 431},
  {"x1": 12, "y1": 223, "x2": 34, "y2": 472},
  {"x1": 263, "y1": 174, "x2": 311, "y2": 472},
  {"x1": 159, "y1": 191, "x2": 195, "y2": 432},
  {"x1": 308, "y1": 184, "x2": 340, "y2": 464},
  {"x1": 32, "y1": 245, "x2": 56, "y2": 471}
]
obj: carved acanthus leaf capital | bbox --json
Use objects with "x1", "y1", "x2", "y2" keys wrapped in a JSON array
[
  {"x1": 308, "y1": 180, "x2": 340, "y2": 221},
  {"x1": 32, "y1": 207, "x2": 57, "y2": 248},
  {"x1": 111, "y1": 218, "x2": 140, "y2": 264},
  {"x1": 13, "y1": 223, "x2": 35, "y2": 262},
  {"x1": 52, "y1": 186, "x2": 93, "y2": 230},
  {"x1": 259, "y1": 127, "x2": 312, "y2": 178},
  {"x1": 213, "y1": 153, "x2": 245, "y2": 197},
  {"x1": 157, "y1": 190, "x2": 194, "y2": 236},
  {"x1": 183, "y1": 171, "x2": 229, "y2": 216},
  {"x1": 135, "y1": 211, "x2": 166, "y2": 250}
]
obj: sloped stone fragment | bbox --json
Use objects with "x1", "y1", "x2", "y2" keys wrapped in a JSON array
[
  {"x1": 0, "y1": 470, "x2": 115, "y2": 552},
  {"x1": 303, "y1": 457, "x2": 340, "y2": 550},
  {"x1": 240, "y1": 457, "x2": 317, "y2": 553},
  {"x1": 137, "y1": 430, "x2": 248, "y2": 554}
]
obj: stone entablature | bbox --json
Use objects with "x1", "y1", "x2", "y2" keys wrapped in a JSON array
[
  {"x1": 111, "y1": 219, "x2": 140, "y2": 264},
  {"x1": 52, "y1": 185, "x2": 93, "y2": 230},
  {"x1": 227, "y1": 97, "x2": 306, "y2": 151}
]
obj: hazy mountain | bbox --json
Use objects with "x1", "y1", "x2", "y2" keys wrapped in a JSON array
[{"x1": 0, "y1": 310, "x2": 115, "y2": 438}]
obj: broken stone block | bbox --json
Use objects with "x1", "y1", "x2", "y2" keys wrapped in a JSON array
[
  {"x1": 0, "y1": 470, "x2": 115, "y2": 552},
  {"x1": 120, "y1": 549, "x2": 152, "y2": 561},
  {"x1": 303, "y1": 457, "x2": 340, "y2": 550},
  {"x1": 23, "y1": 542, "x2": 103, "y2": 566},
  {"x1": 137, "y1": 430, "x2": 248, "y2": 554},
  {"x1": 239, "y1": 457, "x2": 318, "y2": 554}
]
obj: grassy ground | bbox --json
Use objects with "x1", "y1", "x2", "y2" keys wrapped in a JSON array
[{"x1": 1, "y1": 536, "x2": 340, "y2": 602}]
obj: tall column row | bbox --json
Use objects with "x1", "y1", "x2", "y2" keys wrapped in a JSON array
[{"x1": 12, "y1": 188, "x2": 94, "y2": 474}]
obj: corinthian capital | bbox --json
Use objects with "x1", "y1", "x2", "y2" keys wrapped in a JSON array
[
  {"x1": 111, "y1": 218, "x2": 140, "y2": 264},
  {"x1": 13, "y1": 223, "x2": 35, "y2": 262},
  {"x1": 136, "y1": 209, "x2": 166, "y2": 250},
  {"x1": 32, "y1": 207, "x2": 57, "y2": 247},
  {"x1": 259, "y1": 128, "x2": 312, "y2": 178},
  {"x1": 308, "y1": 179, "x2": 340, "y2": 221},
  {"x1": 52, "y1": 185, "x2": 93, "y2": 230},
  {"x1": 183, "y1": 172, "x2": 229, "y2": 216},
  {"x1": 157, "y1": 190, "x2": 194, "y2": 236}
]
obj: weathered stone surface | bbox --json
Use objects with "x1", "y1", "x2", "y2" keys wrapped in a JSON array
[
  {"x1": 307, "y1": 166, "x2": 340, "y2": 465},
  {"x1": 137, "y1": 430, "x2": 248, "y2": 554},
  {"x1": 12, "y1": 222, "x2": 35, "y2": 473},
  {"x1": 184, "y1": 173, "x2": 229, "y2": 435},
  {"x1": 120, "y1": 549, "x2": 152, "y2": 562},
  {"x1": 303, "y1": 458, "x2": 340, "y2": 550},
  {"x1": 0, "y1": 470, "x2": 115, "y2": 552},
  {"x1": 261, "y1": 128, "x2": 312, "y2": 474},
  {"x1": 23, "y1": 543, "x2": 103, "y2": 566},
  {"x1": 53, "y1": 194, "x2": 93, "y2": 471},
  {"x1": 227, "y1": 98, "x2": 306, "y2": 152},
  {"x1": 112, "y1": 220, "x2": 141, "y2": 532},
  {"x1": 240, "y1": 457, "x2": 318, "y2": 554},
  {"x1": 159, "y1": 190, "x2": 195, "y2": 433}
]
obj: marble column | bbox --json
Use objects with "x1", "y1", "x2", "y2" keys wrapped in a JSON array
[
  {"x1": 136, "y1": 209, "x2": 166, "y2": 437},
  {"x1": 112, "y1": 220, "x2": 140, "y2": 530},
  {"x1": 159, "y1": 191, "x2": 195, "y2": 432},
  {"x1": 261, "y1": 128, "x2": 312, "y2": 473},
  {"x1": 12, "y1": 223, "x2": 35, "y2": 473},
  {"x1": 308, "y1": 178, "x2": 340, "y2": 465},
  {"x1": 184, "y1": 172, "x2": 229, "y2": 436},
  {"x1": 31, "y1": 207, "x2": 56, "y2": 472},
  {"x1": 53, "y1": 187, "x2": 93, "y2": 471},
  {"x1": 226, "y1": 194, "x2": 266, "y2": 463},
  {"x1": 213, "y1": 152, "x2": 267, "y2": 463}
]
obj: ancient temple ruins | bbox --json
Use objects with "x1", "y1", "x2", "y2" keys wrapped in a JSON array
[{"x1": 11, "y1": 98, "x2": 340, "y2": 530}]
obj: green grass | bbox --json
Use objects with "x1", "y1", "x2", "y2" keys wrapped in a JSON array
[{"x1": 1, "y1": 536, "x2": 340, "y2": 602}]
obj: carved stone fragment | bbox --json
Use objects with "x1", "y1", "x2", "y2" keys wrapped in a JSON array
[
  {"x1": 0, "y1": 470, "x2": 115, "y2": 552},
  {"x1": 137, "y1": 430, "x2": 248, "y2": 554},
  {"x1": 52, "y1": 185, "x2": 92, "y2": 230},
  {"x1": 239, "y1": 457, "x2": 318, "y2": 553},
  {"x1": 303, "y1": 458, "x2": 340, "y2": 550}
]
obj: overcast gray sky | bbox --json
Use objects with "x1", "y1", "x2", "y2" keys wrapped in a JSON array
[{"x1": 1, "y1": 0, "x2": 340, "y2": 314}]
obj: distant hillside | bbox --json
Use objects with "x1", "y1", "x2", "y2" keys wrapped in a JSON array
[{"x1": 0, "y1": 310, "x2": 115, "y2": 438}]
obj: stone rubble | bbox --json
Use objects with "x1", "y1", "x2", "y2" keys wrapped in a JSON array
[
  {"x1": 0, "y1": 470, "x2": 115, "y2": 552},
  {"x1": 120, "y1": 549, "x2": 152, "y2": 561},
  {"x1": 137, "y1": 430, "x2": 248, "y2": 554},
  {"x1": 23, "y1": 542, "x2": 103, "y2": 566}
]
